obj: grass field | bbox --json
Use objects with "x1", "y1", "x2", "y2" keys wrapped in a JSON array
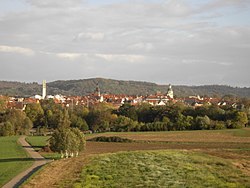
[
  {"x1": 25, "y1": 136, "x2": 50, "y2": 152},
  {"x1": 231, "y1": 128, "x2": 250, "y2": 137},
  {"x1": 74, "y1": 150, "x2": 250, "y2": 188},
  {"x1": 0, "y1": 136, "x2": 33, "y2": 187},
  {"x1": 23, "y1": 128, "x2": 250, "y2": 188},
  {"x1": 26, "y1": 136, "x2": 61, "y2": 160},
  {"x1": 86, "y1": 128, "x2": 250, "y2": 143}
]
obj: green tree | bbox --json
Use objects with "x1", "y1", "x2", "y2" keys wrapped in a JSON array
[
  {"x1": 195, "y1": 116, "x2": 211, "y2": 130},
  {"x1": 0, "y1": 121, "x2": 15, "y2": 136},
  {"x1": 211, "y1": 121, "x2": 226, "y2": 130},
  {"x1": 73, "y1": 106, "x2": 89, "y2": 118},
  {"x1": 40, "y1": 99, "x2": 64, "y2": 129},
  {"x1": 117, "y1": 103, "x2": 138, "y2": 121},
  {"x1": 22, "y1": 117, "x2": 33, "y2": 135},
  {"x1": 36, "y1": 126, "x2": 48, "y2": 136},
  {"x1": 25, "y1": 103, "x2": 44, "y2": 127},
  {"x1": 207, "y1": 105, "x2": 225, "y2": 121},
  {"x1": 233, "y1": 111, "x2": 248, "y2": 128},
  {"x1": 75, "y1": 117, "x2": 89, "y2": 131},
  {"x1": 71, "y1": 128, "x2": 86, "y2": 153},
  {"x1": 50, "y1": 129, "x2": 70, "y2": 157},
  {"x1": 50, "y1": 128, "x2": 86, "y2": 158},
  {"x1": 0, "y1": 97, "x2": 7, "y2": 113},
  {"x1": 86, "y1": 104, "x2": 116, "y2": 132},
  {"x1": 5, "y1": 109, "x2": 33, "y2": 135},
  {"x1": 111, "y1": 115, "x2": 138, "y2": 132},
  {"x1": 136, "y1": 103, "x2": 152, "y2": 123},
  {"x1": 58, "y1": 109, "x2": 71, "y2": 130},
  {"x1": 175, "y1": 114, "x2": 193, "y2": 130}
]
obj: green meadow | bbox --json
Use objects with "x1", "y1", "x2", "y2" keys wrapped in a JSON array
[
  {"x1": 74, "y1": 150, "x2": 250, "y2": 188},
  {"x1": 25, "y1": 136, "x2": 50, "y2": 152},
  {"x1": 26, "y1": 136, "x2": 61, "y2": 160},
  {"x1": 22, "y1": 129, "x2": 250, "y2": 187},
  {"x1": 0, "y1": 136, "x2": 33, "y2": 187}
]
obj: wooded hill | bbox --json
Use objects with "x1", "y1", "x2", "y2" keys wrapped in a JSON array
[{"x1": 0, "y1": 78, "x2": 250, "y2": 98}]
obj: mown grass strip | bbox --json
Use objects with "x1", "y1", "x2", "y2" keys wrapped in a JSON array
[{"x1": 0, "y1": 136, "x2": 33, "y2": 187}]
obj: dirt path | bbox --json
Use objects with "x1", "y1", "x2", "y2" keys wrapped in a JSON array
[{"x1": 3, "y1": 136, "x2": 50, "y2": 188}]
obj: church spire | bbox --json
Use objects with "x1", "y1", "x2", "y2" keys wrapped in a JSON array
[
  {"x1": 167, "y1": 84, "x2": 174, "y2": 99},
  {"x1": 95, "y1": 82, "x2": 101, "y2": 97}
]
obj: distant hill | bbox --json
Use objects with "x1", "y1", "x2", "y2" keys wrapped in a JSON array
[
  {"x1": 0, "y1": 78, "x2": 250, "y2": 98},
  {"x1": 0, "y1": 81, "x2": 41, "y2": 97}
]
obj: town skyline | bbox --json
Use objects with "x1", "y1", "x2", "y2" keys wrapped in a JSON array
[
  {"x1": 0, "y1": 0, "x2": 250, "y2": 86},
  {"x1": 1, "y1": 77, "x2": 250, "y2": 99}
]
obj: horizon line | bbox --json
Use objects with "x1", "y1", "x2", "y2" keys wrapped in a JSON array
[{"x1": 0, "y1": 77, "x2": 249, "y2": 88}]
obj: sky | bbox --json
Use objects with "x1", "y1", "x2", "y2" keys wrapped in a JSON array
[{"x1": 0, "y1": 0, "x2": 250, "y2": 86}]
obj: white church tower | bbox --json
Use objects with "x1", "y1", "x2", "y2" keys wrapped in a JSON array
[
  {"x1": 42, "y1": 80, "x2": 46, "y2": 99},
  {"x1": 167, "y1": 84, "x2": 174, "y2": 99}
]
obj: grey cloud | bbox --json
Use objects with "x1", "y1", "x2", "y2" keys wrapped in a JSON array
[
  {"x1": 162, "y1": 0, "x2": 192, "y2": 17},
  {"x1": 74, "y1": 32, "x2": 105, "y2": 41},
  {"x1": 26, "y1": 0, "x2": 83, "y2": 8},
  {"x1": 0, "y1": 0, "x2": 249, "y2": 86},
  {"x1": 199, "y1": 0, "x2": 250, "y2": 11},
  {"x1": 128, "y1": 42, "x2": 154, "y2": 52},
  {"x1": 0, "y1": 45, "x2": 34, "y2": 56}
]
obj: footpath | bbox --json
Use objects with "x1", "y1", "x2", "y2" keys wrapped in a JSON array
[{"x1": 3, "y1": 136, "x2": 49, "y2": 188}]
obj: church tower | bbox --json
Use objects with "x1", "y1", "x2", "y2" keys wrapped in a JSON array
[
  {"x1": 95, "y1": 82, "x2": 101, "y2": 97},
  {"x1": 167, "y1": 84, "x2": 174, "y2": 99},
  {"x1": 42, "y1": 80, "x2": 46, "y2": 99},
  {"x1": 94, "y1": 82, "x2": 103, "y2": 102}
]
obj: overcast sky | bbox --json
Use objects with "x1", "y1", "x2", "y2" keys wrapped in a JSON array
[{"x1": 0, "y1": 0, "x2": 249, "y2": 86}]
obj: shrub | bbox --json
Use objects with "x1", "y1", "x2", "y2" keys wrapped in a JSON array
[
  {"x1": 88, "y1": 136, "x2": 133, "y2": 143},
  {"x1": 195, "y1": 116, "x2": 211, "y2": 130},
  {"x1": 211, "y1": 121, "x2": 226, "y2": 130}
]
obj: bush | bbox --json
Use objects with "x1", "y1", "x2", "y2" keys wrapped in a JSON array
[
  {"x1": 226, "y1": 120, "x2": 244, "y2": 129},
  {"x1": 88, "y1": 136, "x2": 133, "y2": 143},
  {"x1": 195, "y1": 116, "x2": 211, "y2": 130},
  {"x1": 211, "y1": 121, "x2": 226, "y2": 130}
]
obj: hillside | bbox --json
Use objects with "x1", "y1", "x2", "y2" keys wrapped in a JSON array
[{"x1": 0, "y1": 78, "x2": 250, "y2": 98}]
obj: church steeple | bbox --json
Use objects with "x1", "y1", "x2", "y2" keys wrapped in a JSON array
[
  {"x1": 95, "y1": 82, "x2": 101, "y2": 97},
  {"x1": 42, "y1": 80, "x2": 46, "y2": 99},
  {"x1": 167, "y1": 84, "x2": 174, "y2": 99}
]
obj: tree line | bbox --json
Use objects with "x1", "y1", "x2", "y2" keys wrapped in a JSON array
[
  {"x1": 0, "y1": 98, "x2": 249, "y2": 136},
  {"x1": 88, "y1": 102, "x2": 249, "y2": 132},
  {"x1": 0, "y1": 97, "x2": 249, "y2": 157}
]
